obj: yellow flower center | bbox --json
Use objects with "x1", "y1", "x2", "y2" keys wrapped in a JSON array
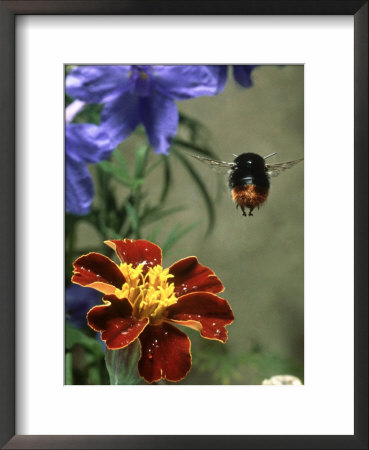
[{"x1": 115, "y1": 263, "x2": 178, "y2": 324}]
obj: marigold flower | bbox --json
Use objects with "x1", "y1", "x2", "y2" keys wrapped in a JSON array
[{"x1": 71, "y1": 239, "x2": 234, "y2": 383}]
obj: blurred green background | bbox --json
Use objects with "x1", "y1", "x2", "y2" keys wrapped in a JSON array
[{"x1": 66, "y1": 65, "x2": 304, "y2": 385}]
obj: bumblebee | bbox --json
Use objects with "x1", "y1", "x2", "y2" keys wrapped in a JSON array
[{"x1": 190, "y1": 152, "x2": 303, "y2": 216}]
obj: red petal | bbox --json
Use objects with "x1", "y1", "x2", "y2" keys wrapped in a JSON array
[
  {"x1": 105, "y1": 239, "x2": 162, "y2": 273},
  {"x1": 72, "y1": 253, "x2": 125, "y2": 295},
  {"x1": 138, "y1": 323, "x2": 191, "y2": 383},
  {"x1": 165, "y1": 292, "x2": 234, "y2": 343},
  {"x1": 169, "y1": 257, "x2": 224, "y2": 296},
  {"x1": 87, "y1": 295, "x2": 148, "y2": 350}
]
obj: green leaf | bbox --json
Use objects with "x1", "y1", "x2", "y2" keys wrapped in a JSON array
[
  {"x1": 113, "y1": 148, "x2": 130, "y2": 178},
  {"x1": 159, "y1": 155, "x2": 171, "y2": 203},
  {"x1": 87, "y1": 366, "x2": 102, "y2": 385},
  {"x1": 146, "y1": 157, "x2": 163, "y2": 175},
  {"x1": 178, "y1": 112, "x2": 211, "y2": 143},
  {"x1": 65, "y1": 93, "x2": 74, "y2": 107},
  {"x1": 243, "y1": 352, "x2": 304, "y2": 383},
  {"x1": 172, "y1": 147, "x2": 216, "y2": 234},
  {"x1": 131, "y1": 178, "x2": 145, "y2": 191},
  {"x1": 101, "y1": 225, "x2": 123, "y2": 240},
  {"x1": 192, "y1": 339, "x2": 304, "y2": 385},
  {"x1": 98, "y1": 160, "x2": 132, "y2": 187},
  {"x1": 65, "y1": 352, "x2": 74, "y2": 385},
  {"x1": 125, "y1": 202, "x2": 139, "y2": 233},
  {"x1": 134, "y1": 146, "x2": 150, "y2": 180},
  {"x1": 73, "y1": 103, "x2": 103, "y2": 125},
  {"x1": 65, "y1": 325, "x2": 103, "y2": 358},
  {"x1": 144, "y1": 155, "x2": 172, "y2": 203},
  {"x1": 65, "y1": 214, "x2": 81, "y2": 243}
]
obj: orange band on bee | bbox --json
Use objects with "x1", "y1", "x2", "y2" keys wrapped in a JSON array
[{"x1": 231, "y1": 185, "x2": 269, "y2": 209}]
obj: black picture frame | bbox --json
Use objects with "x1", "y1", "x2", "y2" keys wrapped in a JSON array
[{"x1": 0, "y1": 1, "x2": 367, "y2": 449}]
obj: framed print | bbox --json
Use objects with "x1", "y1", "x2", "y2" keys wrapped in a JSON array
[
  {"x1": 0, "y1": 1, "x2": 367, "y2": 449},
  {"x1": 62, "y1": 64, "x2": 303, "y2": 388}
]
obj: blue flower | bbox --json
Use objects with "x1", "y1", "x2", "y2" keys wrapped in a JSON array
[
  {"x1": 217, "y1": 65, "x2": 259, "y2": 91},
  {"x1": 233, "y1": 65, "x2": 259, "y2": 87},
  {"x1": 66, "y1": 284, "x2": 106, "y2": 350},
  {"x1": 66, "y1": 284, "x2": 103, "y2": 328},
  {"x1": 66, "y1": 65, "x2": 225, "y2": 155},
  {"x1": 65, "y1": 100, "x2": 115, "y2": 215}
]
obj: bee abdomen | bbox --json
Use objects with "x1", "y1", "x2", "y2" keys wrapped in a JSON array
[{"x1": 231, "y1": 185, "x2": 269, "y2": 209}]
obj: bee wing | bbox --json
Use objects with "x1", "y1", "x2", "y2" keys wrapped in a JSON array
[
  {"x1": 265, "y1": 158, "x2": 304, "y2": 177},
  {"x1": 189, "y1": 154, "x2": 235, "y2": 174}
]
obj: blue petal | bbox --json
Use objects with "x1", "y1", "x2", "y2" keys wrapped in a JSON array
[
  {"x1": 66, "y1": 123, "x2": 114, "y2": 164},
  {"x1": 65, "y1": 100, "x2": 86, "y2": 124},
  {"x1": 66, "y1": 65, "x2": 132, "y2": 104},
  {"x1": 66, "y1": 284, "x2": 102, "y2": 328},
  {"x1": 233, "y1": 65, "x2": 259, "y2": 88},
  {"x1": 214, "y1": 65, "x2": 228, "y2": 93},
  {"x1": 153, "y1": 65, "x2": 226, "y2": 100},
  {"x1": 66, "y1": 154, "x2": 94, "y2": 215},
  {"x1": 100, "y1": 91, "x2": 140, "y2": 148},
  {"x1": 139, "y1": 93, "x2": 178, "y2": 155}
]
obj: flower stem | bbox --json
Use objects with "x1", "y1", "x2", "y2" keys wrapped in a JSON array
[{"x1": 105, "y1": 340, "x2": 141, "y2": 385}]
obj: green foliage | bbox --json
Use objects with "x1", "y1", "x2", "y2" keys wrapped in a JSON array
[
  {"x1": 192, "y1": 339, "x2": 304, "y2": 385},
  {"x1": 65, "y1": 352, "x2": 73, "y2": 385},
  {"x1": 98, "y1": 160, "x2": 132, "y2": 187},
  {"x1": 66, "y1": 135, "x2": 219, "y2": 263},
  {"x1": 65, "y1": 325, "x2": 108, "y2": 385},
  {"x1": 73, "y1": 103, "x2": 104, "y2": 125},
  {"x1": 65, "y1": 324, "x2": 103, "y2": 355},
  {"x1": 171, "y1": 147, "x2": 215, "y2": 234},
  {"x1": 178, "y1": 111, "x2": 212, "y2": 147}
]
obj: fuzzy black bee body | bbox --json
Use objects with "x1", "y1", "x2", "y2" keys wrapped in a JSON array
[{"x1": 190, "y1": 152, "x2": 303, "y2": 217}]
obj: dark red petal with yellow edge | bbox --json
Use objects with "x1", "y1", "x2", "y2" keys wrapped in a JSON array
[
  {"x1": 138, "y1": 322, "x2": 191, "y2": 383},
  {"x1": 87, "y1": 295, "x2": 148, "y2": 350},
  {"x1": 165, "y1": 292, "x2": 234, "y2": 343},
  {"x1": 169, "y1": 256, "x2": 224, "y2": 296},
  {"x1": 72, "y1": 253, "x2": 125, "y2": 295},
  {"x1": 104, "y1": 239, "x2": 162, "y2": 273}
]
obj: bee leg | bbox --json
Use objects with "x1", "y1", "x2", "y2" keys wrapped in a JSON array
[
  {"x1": 239, "y1": 205, "x2": 247, "y2": 216},
  {"x1": 248, "y1": 207, "x2": 254, "y2": 216}
]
